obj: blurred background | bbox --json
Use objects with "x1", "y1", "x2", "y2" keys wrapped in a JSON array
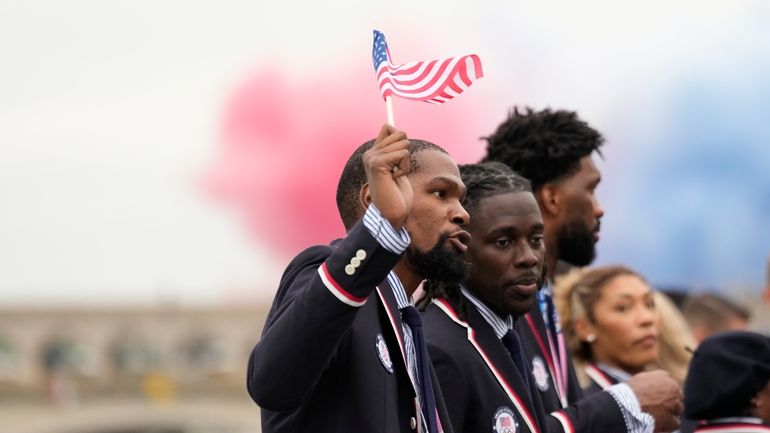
[{"x1": 1, "y1": 0, "x2": 769, "y2": 432}]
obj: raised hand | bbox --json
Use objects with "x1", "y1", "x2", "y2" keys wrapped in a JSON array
[{"x1": 363, "y1": 124, "x2": 413, "y2": 230}]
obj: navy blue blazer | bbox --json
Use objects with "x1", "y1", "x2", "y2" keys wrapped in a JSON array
[
  {"x1": 247, "y1": 221, "x2": 454, "y2": 433},
  {"x1": 518, "y1": 303, "x2": 627, "y2": 433},
  {"x1": 423, "y1": 299, "x2": 547, "y2": 433},
  {"x1": 423, "y1": 297, "x2": 550, "y2": 433}
]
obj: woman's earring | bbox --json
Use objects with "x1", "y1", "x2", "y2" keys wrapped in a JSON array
[{"x1": 586, "y1": 334, "x2": 596, "y2": 343}]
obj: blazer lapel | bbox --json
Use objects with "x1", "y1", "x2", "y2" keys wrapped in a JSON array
[
  {"x1": 466, "y1": 306, "x2": 537, "y2": 408},
  {"x1": 522, "y1": 308, "x2": 550, "y2": 365},
  {"x1": 432, "y1": 298, "x2": 541, "y2": 433},
  {"x1": 522, "y1": 307, "x2": 566, "y2": 406},
  {"x1": 377, "y1": 280, "x2": 432, "y2": 423},
  {"x1": 584, "y1": 363, "x2": 620, "y2": 390},
  {"x1": 376, "y1": 284, "x2": 417, "y2": 397}
]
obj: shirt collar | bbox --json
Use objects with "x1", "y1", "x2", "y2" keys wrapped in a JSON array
[
  {"x1": 596, "y1": 362, "x2": 633, "y2": 382},
  {"x1": 461, "y1": 286, "x2": 513, "y2": 339},
  {"x1": 388, "y1": 271, "x2": 413, "y2": 309}
]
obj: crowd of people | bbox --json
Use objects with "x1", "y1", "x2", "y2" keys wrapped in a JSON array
[{"x1": 246, "y1": 107, "x2": 770, "y2": 433}]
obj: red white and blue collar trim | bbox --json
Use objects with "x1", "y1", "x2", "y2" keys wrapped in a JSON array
[{"x1": 583, "y1": 363, "x2": 618, "y2": 390}]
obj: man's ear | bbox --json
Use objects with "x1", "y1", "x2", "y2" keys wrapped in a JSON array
[
  {"x1": 359, "y1": 183, "x2": 372, "y2": 210},
  {"x1": 539, "y1": 183, "x2": 562, "y2": 217}
]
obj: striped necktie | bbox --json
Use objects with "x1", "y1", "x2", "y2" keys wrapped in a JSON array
[{"x1": 400, "y1": 306, "x2": 439, "y2": 433}]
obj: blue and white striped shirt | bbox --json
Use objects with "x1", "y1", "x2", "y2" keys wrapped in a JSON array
[
  {"x1": 461, "y1": 286, "x2": 513, "y2": 338},
  {"x1": 363, "y1": 204, "x2": 410, "y2": 254},
  {"x1": 363, "y1": 204, "x2": 427, "y2": 432}
]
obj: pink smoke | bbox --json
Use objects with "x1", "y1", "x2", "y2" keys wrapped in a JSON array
[{"x1": 203, "y1": 65, "x2": 492, "y2": 256}]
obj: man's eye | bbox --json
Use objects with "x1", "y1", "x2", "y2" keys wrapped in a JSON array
[
  {"x1": 495, "y1": 239, "x2": 511, "y2": 248},
  {"x1": 432, "y1": 190, "x2": 446, "y2": 199},
  {"x1": 530, "y1": 235, "x2": 544, "y2": 246}
]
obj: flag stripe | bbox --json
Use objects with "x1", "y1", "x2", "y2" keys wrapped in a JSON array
[
  {"x1": 378, "y1": 58, "x2": 457, "y2": 95},
  {"x1": 372, "y1": 30, "x2": 483, "y2": 104}
]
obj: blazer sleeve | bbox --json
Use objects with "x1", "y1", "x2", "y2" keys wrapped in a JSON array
[
  {"x1": 246, "y1": 220, "x2": 402, "y2": 411},
  {"x1": 545, "y1": 391, "x2": 627, "y2": 433}
]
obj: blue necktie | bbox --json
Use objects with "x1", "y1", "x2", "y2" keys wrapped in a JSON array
[
  {"x1": 400, "y1": 306, "x2": 439, "y2": 433},
  {"x1": 502, "y1": 328, "x2": 531, "y2": 395}
]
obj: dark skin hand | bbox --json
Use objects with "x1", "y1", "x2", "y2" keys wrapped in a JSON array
[
  {"x1": 627, "y1": 370, "x2": 684, "y2": 432},
  {"x1": 363, "y1": 124, "x2": 413, "y2": 230}
]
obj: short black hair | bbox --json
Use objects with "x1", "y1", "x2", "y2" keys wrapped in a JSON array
[
  {"x1": 482, "y1": 107, "x2": 604, "y2": 191},
  {"x1": 459, "y1": 161, "x2": 532, "y2": 216},
  {"x1": 420, "y1": 162, "x2": 532, "y2": 317},
  {"x1": 336, "y1": 138, "x2": 448, "y2": 231}
]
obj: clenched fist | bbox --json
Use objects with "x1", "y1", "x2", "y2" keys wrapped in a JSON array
[{"x1": 363, "y1": 124, "x2": 414, "y2": 230}]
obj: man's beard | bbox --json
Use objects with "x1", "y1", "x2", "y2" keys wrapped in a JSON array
[
  {"x1": 406, "y1": 232, "x2": 469, "y2": 283},
  {"x1": 556, "y1": 218, "x2": 598, "y2": 267}
]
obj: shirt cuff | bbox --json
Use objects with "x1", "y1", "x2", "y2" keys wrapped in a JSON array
[
  {"x1": 362, "y1": 204, "x2": 410, "y2": 254},
  {"x1": 606, "y1": 383, "x2": 655, "y2": 433}
]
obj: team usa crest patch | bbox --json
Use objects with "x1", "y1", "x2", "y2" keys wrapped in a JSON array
[
  {"x1": 375, "y1": 333, "x2": 393, "y2": 373},
  {"x1": 531, "y1": 355, "x2": 550, "y2": 391},
  {"x1": 493, "y1": 406, "x2": 518, "y2": 433}
]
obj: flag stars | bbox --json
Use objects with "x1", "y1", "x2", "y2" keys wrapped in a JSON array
[{"x1": 371, "y1": 30, "x2": 484, "y2": 103}]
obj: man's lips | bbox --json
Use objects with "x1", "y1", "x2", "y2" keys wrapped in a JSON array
[
  {"x1": 505, "y1": 276, "x2": 540, "y2": 297},
  {"x1": 448, "y1": 231, "x2": 471, "y2": 253}
]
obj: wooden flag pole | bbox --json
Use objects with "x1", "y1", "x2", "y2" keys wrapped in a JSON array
[{"x1": 385, "y1": 96, "x2": 395, "y2": 126}]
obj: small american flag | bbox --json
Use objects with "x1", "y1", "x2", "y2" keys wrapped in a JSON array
[{"x1": 372, "y1": 30, "x2": 483, "y2": 104}]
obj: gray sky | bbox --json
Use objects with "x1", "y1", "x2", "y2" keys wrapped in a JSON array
[{"x1": 1, "y1": 0, "x2": 766, "y2": 306}]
